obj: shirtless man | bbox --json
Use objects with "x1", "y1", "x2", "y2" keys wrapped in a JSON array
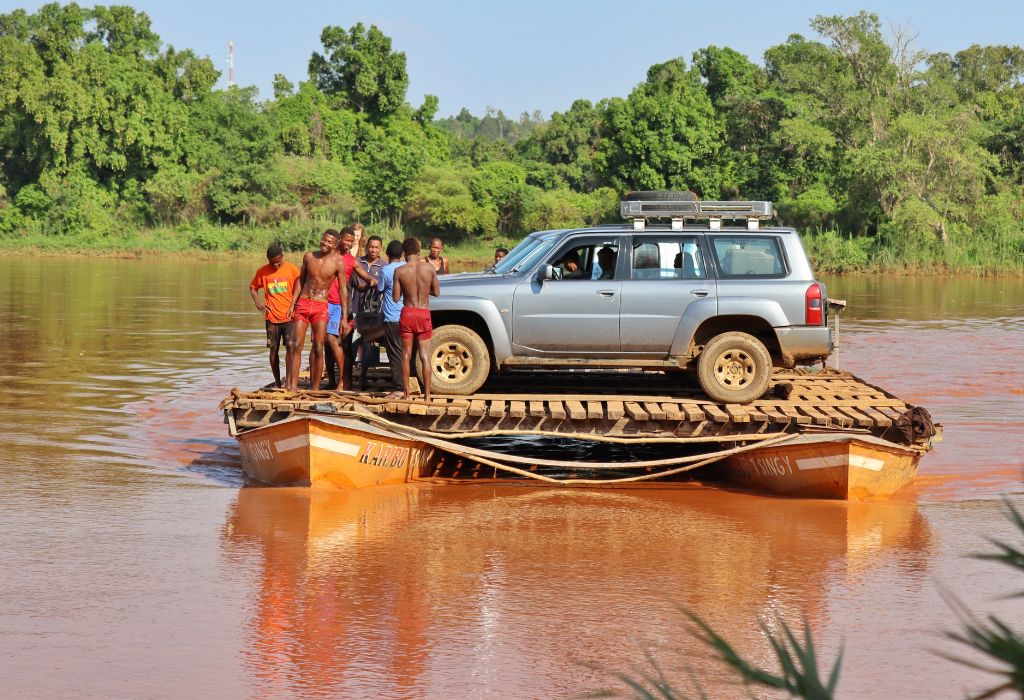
[
  {"x1": 284, "y1": 229, "x2": 348, "y2": 392},
  {"x1": 393, "y1": 238, "x2": 440, "y2": 401},
  {"x1": 424, "y1": 237, "x2": 449, "y2": 275}
]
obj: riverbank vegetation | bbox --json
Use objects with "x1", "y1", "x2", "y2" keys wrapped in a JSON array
[{"x1": 1, "y1": 5, "x2": 1023, "y2": 273}]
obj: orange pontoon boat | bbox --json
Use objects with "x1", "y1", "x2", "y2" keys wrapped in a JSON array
[
  {"x1": 722, "y1": 432, "x2": 929, "y2": 500},
  {"x1": 235, "y1": 415, "x2": 435, "y2": 490}
]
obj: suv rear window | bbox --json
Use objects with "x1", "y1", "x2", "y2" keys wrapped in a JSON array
[
  {"x1": 710, "y1": 236, "x2": 787, "y2": 278},
  {"x1": 630, "y1": 236, "x2": 706, "y2": 280}
]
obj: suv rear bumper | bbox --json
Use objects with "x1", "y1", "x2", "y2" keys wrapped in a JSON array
[{"x1": 775, "y1": 326, "x2": 833, "y2": 365}]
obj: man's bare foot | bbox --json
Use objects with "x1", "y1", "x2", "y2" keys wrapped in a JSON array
[
  {"x1": 402, "y1": 392, "x2": 410, "y2": 400},
  {"x1": 384, "y1": 391, "x2": 404, "y2": 399},
  {"x1": 334, "y1": 381, "x2": 344, "y2": 391}
]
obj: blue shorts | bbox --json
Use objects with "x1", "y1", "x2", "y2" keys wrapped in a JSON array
[{"x1": 326, "y1": 302, "x2": 342, "y2": 336}]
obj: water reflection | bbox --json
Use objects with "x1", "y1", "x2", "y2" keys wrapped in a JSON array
[
  {"x1": 820, "y1": 273, "x2": 1024, "y2": 322},
  {"x1": 222, "y1": 485, "x2": 931, "y2": 697}
]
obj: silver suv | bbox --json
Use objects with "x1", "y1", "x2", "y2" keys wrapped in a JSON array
[{"x1": 427, "y1": 192, "x2": 832, "y2": 403}]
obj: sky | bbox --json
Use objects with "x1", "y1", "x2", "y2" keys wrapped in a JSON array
[{"x1": 5, "y1": 0, "x2": 1023, "y2": 119}]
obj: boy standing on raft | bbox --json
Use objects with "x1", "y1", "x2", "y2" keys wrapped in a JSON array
[
  {"x1": 324, "y1": 226, "x2": 377, "y2": 390},
  {"x1": 249, "y1": 243, "x2": 300, "y2": 387},
  {"x1": 393, "y1": 238, "x2": 440, "y2": 401},
  {"x1": 284, "y1": 229, "x2": 348, "y2": 392}
]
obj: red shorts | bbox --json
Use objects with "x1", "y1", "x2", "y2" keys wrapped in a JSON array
[
  {"x1": 293, "y1": 297, "x2": 328, "y2": 325},
  {"x1": 399, "y1": 307, "x2": 433, "y2": 340}
]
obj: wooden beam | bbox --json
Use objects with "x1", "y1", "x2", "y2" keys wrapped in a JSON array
[
  {"x1": 625, "y1": 402, "x2": 649, "y2": 421},
  {"x1": 565, "y1": 400, "x2": 586, "y2": 420},
  {"x1": 605, "y1": 401, "x2": 625, "y2": 420}
]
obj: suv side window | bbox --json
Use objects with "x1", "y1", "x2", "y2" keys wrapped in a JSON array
[
  {"x1": 548, "y1": 239, "x2": 619, "y2": 280},
  {"x1": 709, "y1": 235, "x2": 787, "y2": 278},
  {"x1": 630, "y1": 236, "x2": 706, "y2": 280}
]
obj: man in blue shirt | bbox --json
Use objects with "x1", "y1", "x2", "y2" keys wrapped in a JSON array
[{"x1": 380, "y1": 240, "x2": 414, "y2": 396}]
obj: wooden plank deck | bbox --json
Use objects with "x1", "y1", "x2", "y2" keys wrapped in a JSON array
[{"x1": 224, "y1": 368, "x2": 917, "y2": 440}]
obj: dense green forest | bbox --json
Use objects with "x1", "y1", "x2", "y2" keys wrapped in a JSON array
[{"x1": 1, "y1": 4, "x2": 1023, "y2": 272}]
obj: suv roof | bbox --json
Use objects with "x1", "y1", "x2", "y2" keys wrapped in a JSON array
[
  {"x1": 535, "y1": 224, "x2": 798, "y2": 238},
  {"x1": 545, "y1": 195, "x2": 791, "y2": 237}
]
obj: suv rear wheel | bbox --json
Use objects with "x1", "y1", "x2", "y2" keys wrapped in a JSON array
[
  {"x1": 697, "y1": 332, "x2": 771, "y2": 404},
  {"x1": 429, "y1": 325, "x2": 490, "y2": 395}
]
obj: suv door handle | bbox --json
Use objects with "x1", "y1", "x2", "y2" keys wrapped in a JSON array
[
  {"x1": 597, "y1": 290, "x2": 616, "y2": 298},
  {"x1": 690, "y1": 289, "x2": 710, "y2": 297}
]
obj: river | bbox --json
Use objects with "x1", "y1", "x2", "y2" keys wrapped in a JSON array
[{"x1": 0, "y1": 258, "x2": 1021, "y2": 698}]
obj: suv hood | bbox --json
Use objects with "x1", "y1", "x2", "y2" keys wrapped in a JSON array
[
  {"x1": 438, "y1": 270, "x2": 521, "y2": 298},
  {"x1": 440, "y1": 271, "x2": 517, "y2": 286}
]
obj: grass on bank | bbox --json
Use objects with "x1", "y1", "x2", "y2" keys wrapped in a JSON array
[
  {"x1": 801, "y1": 228, "x2": 1024, "y2": 276},
  {"x1": 2, "y1": 222, "x2": 1023, "y2": 276}
]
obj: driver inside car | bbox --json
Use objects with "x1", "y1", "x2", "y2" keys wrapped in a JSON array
[{"x1": 557, "y1": 250, "x2": 584, "y2": 279}]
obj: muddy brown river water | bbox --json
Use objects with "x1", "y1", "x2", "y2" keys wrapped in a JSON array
[{"x1": 0, "y1": 259, "x2": 1022, "y2": 698}]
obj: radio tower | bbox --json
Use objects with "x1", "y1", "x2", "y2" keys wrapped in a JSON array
[{"x1": 227, "y1": 40, "x2": 235, "y2": 88}]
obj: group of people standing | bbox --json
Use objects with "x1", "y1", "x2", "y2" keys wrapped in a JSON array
[{"x1": 249, "y1": 227, "x2": 449, "y2": 401}]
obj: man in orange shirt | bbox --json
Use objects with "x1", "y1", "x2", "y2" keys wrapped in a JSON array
[{"x1": 249, "y1": 243, "x2": 301, "y2": 387}]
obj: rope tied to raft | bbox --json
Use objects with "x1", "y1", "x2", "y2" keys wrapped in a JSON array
[
  {"x1": 313, "y1": 406, "x2": 799, "y2": 485},
  {"x1": 288, "y1": 404, "x2": 790, "y2": 445}
]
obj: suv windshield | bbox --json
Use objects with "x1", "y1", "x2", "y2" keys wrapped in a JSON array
[{"x1": 494, "y1": 235, "x2": 558, "y2": 274}]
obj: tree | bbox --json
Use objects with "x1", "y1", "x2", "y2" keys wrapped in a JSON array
[
  {"x1": 693, "y1": 45, "x2": 764, "y2": 105},
  {"x1": 353, "y1": 117, "x2": 432, "y2": 225},
  {"x1": 308, "y1": 23, "x2": 408, "y2": 121},
  {"x1": 181, "y1": 87, "x2": 282, "y2": 220},
  {"x1": 268, "y1": 81, "x2": 362, "y2": 160},
  {"x1": 692, "y1": 46, "x2": 773, "y2": 199},
  {"x1": 405, "y1": 165, "x2": 497, "y2": 236},
  {"x1": 595, "y1": 58, "x2": 723, "y2": 196},
  {"x1": 953, "y1": 44, "x2": 1024, "y2": 98},
  {"x1": 469, "y1": 161, "x2": 526, "y2": 233},
  {"x1": 527, "y1": 99, "x2": 605, "y2": 191},
  {"x1": 0, "y1": 4, "x2": 204, "y2": 201},
  {"x1": 809, "y1": 12, "x2": 897, "y2": 145},
  {"x1": 272, "y1": 73, "x2": 294, "y2": 100},
  {"x1": 414, "y1": 94, "x2": 438, "y2": 125}
]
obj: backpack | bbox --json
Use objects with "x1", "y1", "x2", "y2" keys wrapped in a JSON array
[
  {"x1": 360, "y1": 286, "x2": 383, "y2": 316},
  {"x1": 357, "y1": 261, "x2": 384, "y2": 317}
]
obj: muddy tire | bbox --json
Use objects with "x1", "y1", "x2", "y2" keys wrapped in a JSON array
[
  {"x1": 428, "y1": 325, "x2": 490, "y2": 395},
  {"x1": 696, "y1": 332, "x2": 771, "y2": 404}
]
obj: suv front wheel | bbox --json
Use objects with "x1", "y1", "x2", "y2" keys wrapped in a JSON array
[
  {"x1": 429, "y1": 325, "x2": 491, "y2": 395},
  {"x1": 696, "y1": 332, "x2": 771, "y2": 404}
]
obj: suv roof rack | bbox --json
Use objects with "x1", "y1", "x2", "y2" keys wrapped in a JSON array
[{"x1": 621, "y1": 197, "x2": 774, "y2": 231}]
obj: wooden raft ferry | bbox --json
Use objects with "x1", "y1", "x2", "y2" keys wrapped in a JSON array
[{"x1": 221, "y1": 368, "x2": 940, "y2": 499}]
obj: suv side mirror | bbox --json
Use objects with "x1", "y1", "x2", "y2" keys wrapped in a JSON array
[{"x1": 536, "y1": 264, "x2": 562, "y2": 283}]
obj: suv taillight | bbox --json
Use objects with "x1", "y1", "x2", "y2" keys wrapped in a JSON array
[{"x1": 805, "y1": 283, "x2": 823, "y2": 325}]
